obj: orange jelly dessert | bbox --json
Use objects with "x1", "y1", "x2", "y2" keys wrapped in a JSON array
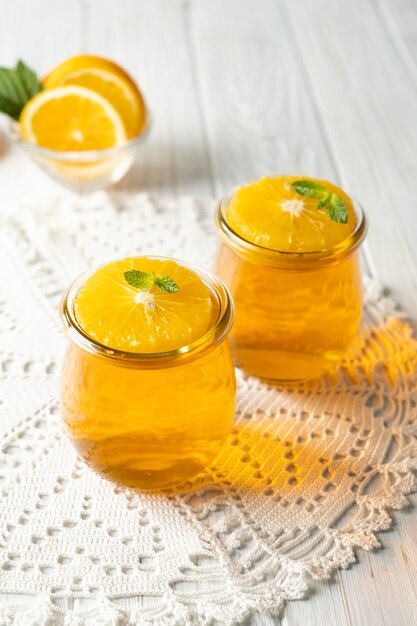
[
  {"x1": 60, "y1": 257, "x2": 235, "y2": 490},
  {"x1": 214, "y1": 176, "x2": 367, "y2": 381}
]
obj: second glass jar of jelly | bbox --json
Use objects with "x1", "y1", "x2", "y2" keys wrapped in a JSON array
[{"x1": 214, "y1": 176, "x2": 368, "y2": 381}]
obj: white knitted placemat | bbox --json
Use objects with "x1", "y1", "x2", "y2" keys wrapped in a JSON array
[{"x1": 0, "y1": 193, "x2": 416, "y2": 625}]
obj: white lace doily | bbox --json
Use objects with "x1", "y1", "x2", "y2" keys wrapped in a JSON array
[{"x1": 0, "y1": 193, "x2": 416, "y2": 626}]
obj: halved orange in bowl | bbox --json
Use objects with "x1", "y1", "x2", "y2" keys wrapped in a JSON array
[
  {"x1": 16, "y1": 55, "x2": 148, "y2": 191},
  {"x1": 20, "y1": 85, "x2": 127, "y2": 151},
  {"x1": 43, "y1": 55, "x2": 147, "y2": 139}
]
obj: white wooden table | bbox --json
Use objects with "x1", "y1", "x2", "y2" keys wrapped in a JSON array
[{"x1": 1, "y1": 0, "x2": 416, "y2": 624}]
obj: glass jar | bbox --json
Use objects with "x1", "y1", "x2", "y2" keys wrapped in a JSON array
[
  {"x1": 214, "y1": 193, "x2": 367, "y2": 382},
  {"x1": 60, "y1": 262, "x2": 235, "y2": 491}
]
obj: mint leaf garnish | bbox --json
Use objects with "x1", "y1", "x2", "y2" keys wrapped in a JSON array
[
  {"x1": 291, "y1": 179, "x2": 349, "y2": 224},
  {"x1": 291, "y1": 180, "x2": 330, "y2": 202},
  {"x1": 154, "y1": 275, "x2": 179, "y2": 293},
  {"x1": 328, "y1": 194, "x2": 348, "y2": 224},
  {"x1": 16, "y1": 61, "x2": 42, "y2": 100},
  {"x1": 0, "y1": 60, "x2": 42, "y2": 121},
  {"x1": 124, "y1": 270, "x2": 155, "y2": 289},
  {"x1": 124, "y1": 269, "x2": 179, "y2": 293},
  {"x1": 317, "y1": 196, "x2": 330, "y2": 209}
]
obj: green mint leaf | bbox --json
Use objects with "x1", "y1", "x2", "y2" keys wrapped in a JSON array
[
  {"x1": 328, "y1": 194, "x2": 348, "y2": 224},
  {"x1": 154, "y1": 274, "x2": 180, "y2": 293},
  {"x1": 317, "y1": 196, "x2": 330, "y2": 209},
  {"x1": 124, "y1": 270, "x2": 155, "y2": 290},
  {"x1": 292, "y1": 179, "x2": 349, "y2": 224},
  {"x1": 0, "y1": 60, "x2": 42, "y2": 120},
  {"x1": 16, "y1": 60, "x2": 42, "y2": 100},
  {"x1": 124, "y1": 270, "x2": 179, "y2": 293},
  {"x1": 291, "y1": 180, "x2": 330, "y2": 201}
]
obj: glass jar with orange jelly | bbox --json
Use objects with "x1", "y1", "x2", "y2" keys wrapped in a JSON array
[
  {"x1": 214, "y1": 176, "x2": 368, "y2": 381},
  {"x1": 60, "y1": 257, "x2": 235, "y2": 491}
]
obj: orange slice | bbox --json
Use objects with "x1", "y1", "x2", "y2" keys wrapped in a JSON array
[
  {"x1": 74, "y1": 258, "x2": 215, "y2": 353},
  {"x1": 227, "y1": 176, "x2": 356, "y2": 253},
  {"x1": 20, "y1": 85, "x2": 126, "y2": 150},
  {"x1": 44, "y1": 55, "x2": 147, "y2": 139}
]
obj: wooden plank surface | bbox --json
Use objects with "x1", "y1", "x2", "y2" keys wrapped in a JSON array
[
  {"x1": 283, "y1": 0, "x2": 417, "y2": 314},
  {"x1": 87, "y1": 0, "x2": 213, "y2": 198},
  {"x1": 0, "y1": 0, "x2": 416, "y2": 624},
  {"x1": 379, "y1": 0, "x2": 417, "y2": 84},
  {"x1": 0, "y1": 0, "x2": 84, "y2": 203},
  {"x1": 189, "y1": 0, "x2": 337, "y2": 194}
]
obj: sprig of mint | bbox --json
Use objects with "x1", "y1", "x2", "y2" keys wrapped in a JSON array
[
  {"x1": 124, "y1": 269, "x2": 179, "y2": 293},
  {"x1": 0, "y1": 60, "x2": 42, "y2": 121},
  {"x1": 291, "y1": 180, "x2": 348, "y2": 224}
]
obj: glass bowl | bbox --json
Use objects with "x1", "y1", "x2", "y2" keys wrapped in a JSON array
[{"x1": 9, "y1": 119, "x2": 150, "y2": 193}]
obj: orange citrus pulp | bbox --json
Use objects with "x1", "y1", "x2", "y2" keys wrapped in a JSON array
[
  {"x1": 74, "y1": 258, "x2": 215, "y2": 353},
  {"x1": 43, "y1": 55, "x2": 147, "y2": 139},
  {"x1": 227, "y1": 175, "x2": 355, "y2": 253},
  {"x1": 20, "y1": 85, "x2": 126, "y2": 150}
]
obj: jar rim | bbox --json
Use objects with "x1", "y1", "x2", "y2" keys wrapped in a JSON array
[
  {"x1": 60, "y1": 257, "x2": 234, "y2": 366},
  {"x1": 215, "y1": 186, "x2": 368, "y2": 268}
]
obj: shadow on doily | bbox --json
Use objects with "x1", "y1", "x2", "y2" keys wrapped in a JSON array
[
  {"x1": 168, "y1": 316, "x2": 417, "y2": 523},
  {"x1": 157, "y1": 316, "x2": 417, "y2": 614},
  {"x1": 179, "y1": 416, "x2": 381, "y2": 504}
]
